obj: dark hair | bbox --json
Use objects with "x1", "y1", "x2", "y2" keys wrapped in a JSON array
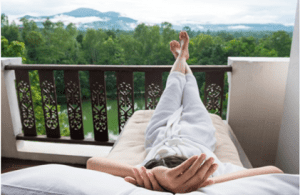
[{"x1": 144, "y1": 155, "x2": 188, "y2": 169}]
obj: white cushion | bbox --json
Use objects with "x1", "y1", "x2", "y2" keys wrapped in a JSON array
[{"x1": 107, "y1": 110, "x2": 243, "y2": 167}]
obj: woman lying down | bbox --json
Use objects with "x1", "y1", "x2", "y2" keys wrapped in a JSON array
[{"x1": 87, "y1": 31, "x2": 283, "y2": 194}]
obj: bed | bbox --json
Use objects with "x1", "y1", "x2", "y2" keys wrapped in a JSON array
[{"x1": 2, "y1": 111, "x2": 299, "y2": 194}]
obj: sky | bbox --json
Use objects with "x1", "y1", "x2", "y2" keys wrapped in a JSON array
[{"x1": 1, "y1": 0, "x2": 298, "y2": 26}]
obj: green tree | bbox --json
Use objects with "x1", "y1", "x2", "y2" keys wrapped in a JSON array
[
  {"x1": 38, "y1": 21, "x2": 81, "y2": 64},
  {"x1": 1, "y1": 36, "x2": 26, "y2": 62},
  {"x1": 198, "y1": 44, "x2": 227, "y2": 65},
  {"x1": 1, "y1": 13, "x2": 8, "y2": 25},
  {"x1": 161, "y1": 22, "x2": 177, "y2": 44},
  {"x1": 216, "y1": 31, "x2": 234, "y2": 42},
  {"x1": 188, "y1": 34, "x2": 214, "y2": 64},
  {"x1": 25, "y1": 31, "x2": 45, "y2": 62},
  {"x1": 97, "y1": 36, "x2": 125, "y2": 65},
  {"x1": 76, "y1": 34, "x2": 84, "y2": 48},
  {"x1": 134, "y1": 23, "x2": 161, "y2": 64},
  {"x1": 1, "y1": 14, "x2": 21, "y2": 43},
  {"x1": 262, "y1": 31, "x2": 292, "y2": 57},
  {"x1": 19, "y1": 17, "x2": 38, "y2": 42},
  {"x1": 224, "y1": 36, "x2": 257, "y2": 57},
  {"x1": 118, "y1": 34, "x2": 144, "y2": 65},
  {"x1": 82, "y1": 28, "x2": 108, "y2": 64}
]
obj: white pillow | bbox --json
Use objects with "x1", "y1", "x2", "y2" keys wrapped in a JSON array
[
  {"x1": 2, "y1": 164, "x2": 298, "y2": 195},
  {"x1": 1, "y1": 164, "x2": 169, "y2": 195}
]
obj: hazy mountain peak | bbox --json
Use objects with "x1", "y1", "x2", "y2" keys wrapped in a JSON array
[
  {"x1": 103, "y1": 11, "x2": 120, "y2": 18},
  {"x1": 62, "y1": 8, "x2": 105, "y2": 18},
  {"x1": 13, "y1": 7, "x2": 294, "y2": 32}
]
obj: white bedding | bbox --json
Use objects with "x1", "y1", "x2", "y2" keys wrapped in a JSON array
[{"x1": 2, "y1": 164, "x2": 299, "y2": 195}]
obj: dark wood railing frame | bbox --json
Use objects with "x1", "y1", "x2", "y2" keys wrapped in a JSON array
[{"x1": 5, "y1": 64, "x2": 232, "y2": 146}]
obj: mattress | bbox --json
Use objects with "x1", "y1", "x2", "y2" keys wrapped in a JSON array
[{"x1": 109, "y1": 110, "x2": 253, "y2": 168}]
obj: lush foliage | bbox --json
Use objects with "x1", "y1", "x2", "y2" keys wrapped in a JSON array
[{"x1": 1, "y1": 13, "x2": 292, "y2": 135}]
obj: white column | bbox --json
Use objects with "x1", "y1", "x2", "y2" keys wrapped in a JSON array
[
  {"x1": 1, "y1": 57, "x2": 23, "y2": 157},
  {"x1": 275, "y1": 1, "x2": 299, "y2": 174}
]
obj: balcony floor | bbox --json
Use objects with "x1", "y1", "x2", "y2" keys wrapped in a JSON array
[{"x1": 1, "y1": 157, "x2": 86, "y2": 174}]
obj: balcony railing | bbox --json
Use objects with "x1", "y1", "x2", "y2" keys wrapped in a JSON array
[{"x1": 4, "y1": 64, "x2": 232, "y2": 146}]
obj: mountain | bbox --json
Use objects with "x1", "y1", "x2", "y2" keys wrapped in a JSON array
[{"x1": 16, "y1": 8, "x2": 294, "y2": 32}]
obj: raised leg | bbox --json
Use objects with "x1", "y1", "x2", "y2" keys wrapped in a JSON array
[
  {"x1": 145, "y1": 31, "x2": 193, "y2": 150},
  {"x1": 180, "y1": 64, "x2": 217, "y2": 152},
  {"x1": 145, "y1": 71, "x2": 186, "y2": 149}
]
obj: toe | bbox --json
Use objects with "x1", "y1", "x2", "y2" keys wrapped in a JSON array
[{"x1": 179, "y1": 31, "x2": 189, "y2": 40}]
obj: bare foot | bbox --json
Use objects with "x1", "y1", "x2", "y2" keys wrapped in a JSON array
[
  {"x1": 170, "y1": 40, "x2": 181, "y2": 59},
  {"x1": 179, "y1": 31, "x2": 189, "y2": 60}
]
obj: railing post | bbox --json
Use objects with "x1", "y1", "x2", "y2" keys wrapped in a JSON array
[
  {"x1": 39, "y1": 70, "x2": 61, "y2": 138},
  {"x1": 64, "y1": 70, "x2": 84, "y2": 140},
  {"x1": 15, "y1": 70, "x2": 37, "y2": 136},
  {"x1": 89, "y1": 70, "x2": 109, "y2": 142}
]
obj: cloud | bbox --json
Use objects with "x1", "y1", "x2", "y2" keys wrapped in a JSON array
[
  {"x1": 127, "y1": 23, "x2": 137, "y2": 29},
  {"x1": 49, "y1": 15, "x2": 110, "y2": 26},
  {"x1": 228, "y1": 25, "x2": 252, "y2": 29},
  {"x1": 11, "y1": 14, "x2": 110, "y2": 27},
  {"x1": 283, "y1": 23, "x2": 295, "y2": 26}
]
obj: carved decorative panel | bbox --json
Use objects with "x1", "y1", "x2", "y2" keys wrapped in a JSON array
[
  {"x1": 15, "y1": 70, "x2": 37, "y2": 136},
  {"x1": 17, "y1": 81, "x2": 36, "y2": 128},
  {"x1": 204, "y1": 72, "x2": 225, "y2": 117},
  {"x1": 145, "y1": 71, "x2": 162, "y2": 110},
  {"x1": 117, "y1": 72, "x2": 134, "y2": 133},
  {"x1": 89, "y1": 70, "x2": 108, "y2": 142},
  {"x1": 39, "y1": 70, "x2": 60, "y2": 138},
  {"x1": 42, "y1": 81, "x2": 58, "y2": 129},
  {"x1": 205, "y1": 83, "x2": 222, "y2": 115},
  {"x1": 146, "y1": 83, "x2": 161, "y2": 109},
  {"x1": 118, "y1": 82, "x2": 133, "y2": 130},
  {"x1": 64, "y1": 70, "x2": 84, "y2": 139},
  {"x1": 66, "y1": 81, "x2": 82, "y2": 130}
]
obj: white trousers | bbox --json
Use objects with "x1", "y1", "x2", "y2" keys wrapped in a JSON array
[
  {"x1": 145, "y1": 71, "x2": 216, "y2": 152},
  {"x1": 142, "y1": 71, "x2": 246, "y2": 177}
]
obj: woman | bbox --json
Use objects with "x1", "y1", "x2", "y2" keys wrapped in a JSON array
[{"x1": 87, "y1": 31, "x2": 283, "y2": 194}]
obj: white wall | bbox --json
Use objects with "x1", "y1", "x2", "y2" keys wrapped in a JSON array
[
  {"x1": 275, "y1": 2, "x2": 299, "y2": 174},
  {"x1": 227, "y1": 57, "x2": 289, "y2": 168}
]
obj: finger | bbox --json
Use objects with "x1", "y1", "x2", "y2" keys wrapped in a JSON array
[
  {"x1": 186, "y1": 157, "x2": 215, "y2": 188},
  {"x1": 197, "y1": 157, "x2": 215, "y2": 179},
  {"x1": 141, "y1": 167, "x2": 152, "y2": 190},
  {"x1": 199, "y1": 179, "x2": 214, "y2": 188},
  {"x1": 124, "y1": 176, "x2": 138, "y2": 185},
  {"x1": 169, "y1": 155, "x2": 198, "y2": 177},
  {"x1": 147, "y1": 171, "x2": 164, "y2": 191},
  {"x1": 133, "y1": 168, "x2": 144, "y2": 187},
  {"x1": 180, "y1": 154, "x2": 206, "y2": 182},
  {"x1": 200, "y1": 163, "x2": 218, "y2": 185}
]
